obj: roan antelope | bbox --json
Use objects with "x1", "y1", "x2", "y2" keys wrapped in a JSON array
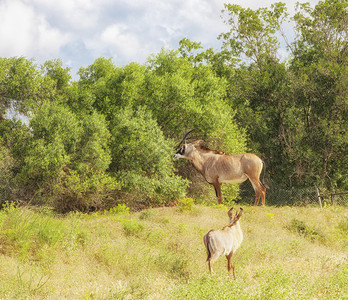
[
  {"x1": 203, "y1": 207, "x2": 243, "y2": 278},
  {"x1": 173, "y1": 129, "x2": 268, "y2": 206}
]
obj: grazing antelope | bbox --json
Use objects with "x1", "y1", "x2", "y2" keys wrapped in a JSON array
[
  {"x1": 203, "y1": 207, "x2": 243, "y2": 278},
  {"x1": 173, "y1": 129, "x2": 268, "y2": 206}
]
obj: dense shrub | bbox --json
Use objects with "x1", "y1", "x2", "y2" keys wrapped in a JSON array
[
  {"x1": 0, "y1": 140, "x2": 14, "y2": 202},
  {"x1": 13, "y1": 102, "x2": 116, "y2": 210},
  {"x1": 109, "y1": 106, "x2": 189, "y2": 207},
  {"x1": 52, "y1": 170, "x2": 119, "y2": 213}
]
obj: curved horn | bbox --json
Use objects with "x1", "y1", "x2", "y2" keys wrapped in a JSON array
[
  {"x1": 176, "y1": 129, "x2": 194, "y2": 149},
  {"x1": 183, "y1": 129, "x2": 194, "y2": 144}
]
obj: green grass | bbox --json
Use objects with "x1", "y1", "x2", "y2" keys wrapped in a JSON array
[{"x1": 0, "y1": 203, "x2": 347, "y2": 299}]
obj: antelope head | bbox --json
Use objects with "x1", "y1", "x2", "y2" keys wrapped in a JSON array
[
  {"x1": 173, "y1": 129, "x2": 197, "y2": 159},
  {"x1": 227, "y1": 207, "x2": 243, "y2": 227}
]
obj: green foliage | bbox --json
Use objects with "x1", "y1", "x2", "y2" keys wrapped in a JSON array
[
  {"x1": 52, "y1": 170, "x2": 119, "y2": 213},
  {"x1": 12, "y1": 102, "x2": 116, "y2": 210},
  {"x1": 177, "y1": 197, "x2": 195, "y2": 212},
  {"x1": 121, "y1": 219, "x2": 144, "y2": 236},
  {"x1": 0, "y1": 139, "x2": 15, "y2": 201},
  {"x1": 221, "y1": 184, "x2": 240, "y2": 205},
  {"x1": 108, "y1": 203, "x2": 130, "y2": 215},
  {"x1": 139, "y1": 209, "x2": 157, "y2": 220},
  {"x1": 0, "y1": 57, "x2": 58, "y2": 118},
  {"x1": 118, "y1": 170, "x2": 188, "y2": 207},
  {"x1": 220, "y1": 2, "x2": 288, "y2": 64},
  {"x1": 78, "y1": 57, "x2": 116, "y2": 85},
  {"x1": 16, "y1": 103, "x2": 78, "y2": 191},
  {"x1": 74, "y1": 111, "x2": 112, "y2": 173},
  {"x1": 42, "y1": 59, "x2": 71, "y2": 91},
  {"x1": 106, "y1": 105, "x2": 189, "y2": 207},
  {"x1": 30, "y1": 103, "x2": 81, "y2": 153},
  {"x1": 287, "y1": 219, "x2": 325, "y2": 243},
  {"x1": 218, "y1": 0, "x2": 347, "y2": 191},
  {"x1": 144, "y1": 50, "x2": 247, "y2": 200},
  {"x1": 109, "y1": 106, "x2": 172, "y2": 175},
  {"x1": 0, "y1": 204, "x2": 88, "y2": 259},
  {"x1": 146, "y1": 49, "x2": 246, "y2": 153},
  {"x1": 289, "y1": 0, "x2": 348, "y2": 189}
]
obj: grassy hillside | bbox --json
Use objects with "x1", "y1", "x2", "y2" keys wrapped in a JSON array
[{"x1": 0, "y1": 203, "x2": 347, "y2": 299}]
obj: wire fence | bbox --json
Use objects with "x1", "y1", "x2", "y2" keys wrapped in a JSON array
[{"x1": 239, "y1": 182, "x2": 348, "y2": 207}]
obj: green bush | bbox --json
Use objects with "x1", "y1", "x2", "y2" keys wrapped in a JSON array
[
  {"x1": 107, "y1": 106, "x2": 189, "y2": 208},
  {"x1": 0, "y1": 203, "x2": 87, "y2": 259},
  {"x1": 52, "y1": 170, "x2": 119, "y2": 213},
  {"x1": 0, "y1": 140, "x2": 14, "y2": 202},
  {"x1": 109, "y1": 106, "x2": 173, "y2": 176},
  {"x1": 287, "y1": 219, "x2": 326, "y2": 243},
  {"x1": 139, "y1": 209, "x2": 157, "y2": 220},
  {"x1": 13, "y1": 102, "x2": 116, "y2": 211},
  {"x1": 108, "y1": 203, "x2": 129, "y2": 215},
  {"x1": 177, "y1": 198, "x2": 195, "y2": 212},
  {"x1": 121, "y1": 219, "x2": 144, "y2": 236},
  {"x1": 118, "y1": 171, "x2": 188, "y2": 208}
]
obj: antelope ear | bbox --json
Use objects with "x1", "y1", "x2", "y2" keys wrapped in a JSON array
[
  {"x1": 228, "y1": 207, "x2": 234, "y2": 219},
  {"x1": 228, "y1": 207, "x2": 243, "y2": 227},
  {"x1": 191, "y1": 139, "x2": 204, "y2": 145}
]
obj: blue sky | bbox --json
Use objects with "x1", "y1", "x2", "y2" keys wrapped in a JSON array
[{"x1": 0, "y1": 0, "x2": 320, "y2": 76}]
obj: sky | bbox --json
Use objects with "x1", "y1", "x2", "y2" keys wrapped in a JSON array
[{"x1": 0, "y1": 0, "x2": 320, "y2": 77}]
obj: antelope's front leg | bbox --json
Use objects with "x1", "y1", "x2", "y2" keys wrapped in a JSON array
[{"x1": 212, "y1": 181, "x2": 222, "y2": 204}]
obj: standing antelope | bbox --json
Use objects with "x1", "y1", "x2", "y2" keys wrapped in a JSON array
[
  {"x1": 173, "y1": 129, "x2": 268, "y2": 206},
  {"x1": 203, "y1": 207, "x2": 243, "y2": 278}
]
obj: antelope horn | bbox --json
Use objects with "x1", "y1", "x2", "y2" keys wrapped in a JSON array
[{"x1": 176, "y1": 129, "x2": 194, "y2": 149}]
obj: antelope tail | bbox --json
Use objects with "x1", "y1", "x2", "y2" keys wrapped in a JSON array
[
  {"x1": 261, "y1": 160, "x2": 269, "y2": 189},
  {"x1": 204, "y1": 230, "x2": 214, "y2": 261}
]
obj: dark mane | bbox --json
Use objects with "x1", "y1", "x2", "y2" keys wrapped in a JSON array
[{"x1": 196, "y1": 145, "x2": 225, "y2": 155}]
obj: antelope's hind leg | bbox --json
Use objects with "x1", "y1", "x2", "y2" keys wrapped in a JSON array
[
  {"x1": 261, "y1": 187, "x2": 266, "y2": 206},
  {"x1": 249, "y1": 178, "x2": 265, "y2": 206},
  {"x1": 254, "y1": 193, "x2": 261, "y2": 206},
  {"x1": 208, "y1": 251, "x2": 222, "y2": 274}
]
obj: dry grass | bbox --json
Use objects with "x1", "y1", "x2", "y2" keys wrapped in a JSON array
[{"x1": 0, "y1": 203, "x2": 347, "y2": 299}]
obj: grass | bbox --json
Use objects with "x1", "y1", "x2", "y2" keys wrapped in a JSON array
[{"x1": 0, "y1": 202, "x2": 347, "y2": 299}]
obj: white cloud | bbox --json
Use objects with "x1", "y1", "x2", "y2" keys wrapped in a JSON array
[
  {"x1": 28, "y1": 0, "x2": 107, "y2": 30},
  {"x1": 93, "y1": 23, "x2": 143, "y2": 62},
  {"x1": 0, "y1": 0, "x2": 70, "y2": 58},
  {"x1": 0, "y1": 0, "x2": 321, "y2": 75}
]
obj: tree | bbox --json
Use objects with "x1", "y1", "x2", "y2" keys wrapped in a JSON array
[
  {"x1": 0, "y1": 57, "x2": 58, "y2": 121},
  {"x1": 218, "y1": 0, "x2": 347, "y2": 190},
  {"x1": 13, "y1": 101, "x2": 117, "y2": 211},
  {"x1": 289, "y1": 0, "x2": 348, "y2": 189},
  {"x1": 42, "y1": 59, "x2": 71, "y2": 92},
  {"x1": 220, "y1": 2, "x2": 288, "y2": 65}
]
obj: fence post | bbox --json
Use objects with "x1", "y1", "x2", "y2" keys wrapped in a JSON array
[{"x1": 315, "y1": 186, "x2": 322, "y2": 209}]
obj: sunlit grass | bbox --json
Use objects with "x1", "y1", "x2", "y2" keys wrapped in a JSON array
[{"x1": 0, "y1": 203, "x2": 347, "y2": 299}]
